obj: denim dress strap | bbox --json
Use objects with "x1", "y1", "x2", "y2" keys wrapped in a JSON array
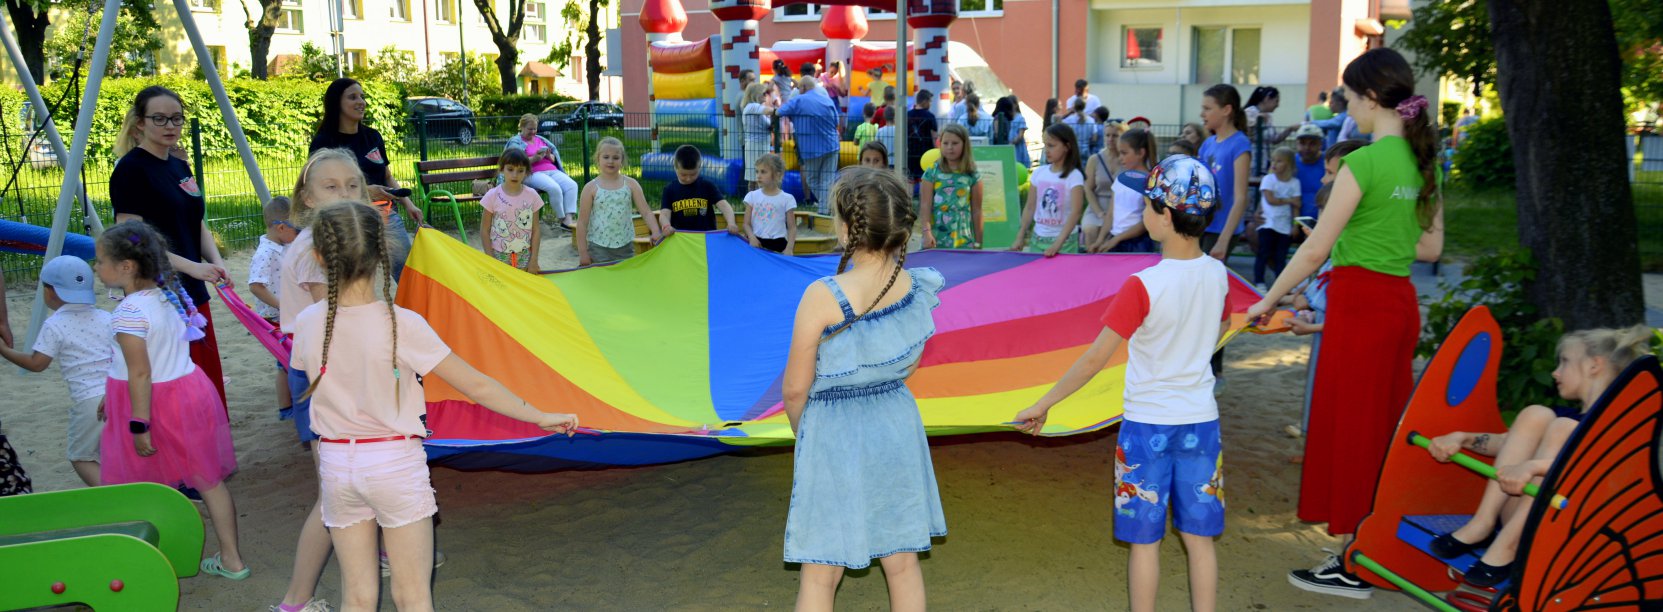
[{"x1": 820, "y1": 277, "x2": 857, "y2": 322}]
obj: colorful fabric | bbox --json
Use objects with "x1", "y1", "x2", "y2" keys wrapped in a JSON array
[
  {"x1": 1114, "y1": 419, "x2": 1225, "y2": 544},
  {"x1": 922, "y1": 163, "x2": 980, "y2": 248},
  {"x1": 589, "y1": 185, "x2": 636, "y2": 249},
  {"x1": 1335, "y1": 136, "x2": 1427, "y2": 277},
  {"x1": 392, "y1": 231, "x2": 1262, "y2": 470}
]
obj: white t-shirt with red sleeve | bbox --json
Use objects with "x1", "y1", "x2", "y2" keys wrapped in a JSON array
[
  {"x1": 291, "y1": 302, "x2": 453, "y2": 439},
  {"x1": 1100, "y1": 256, "x2": 1230, "y2": 425}
]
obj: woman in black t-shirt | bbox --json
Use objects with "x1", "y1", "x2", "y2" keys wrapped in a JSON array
[
  {"x1": 309, "y1": 78, "x2": 424, "y2": 281},
  {"x1": 109, "y1": 85, "x2": 230, "y2": 406}
]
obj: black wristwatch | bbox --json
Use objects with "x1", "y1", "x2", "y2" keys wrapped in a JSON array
[{"x1": 129, "y1": 420, "x2": 149, "y2": 434}]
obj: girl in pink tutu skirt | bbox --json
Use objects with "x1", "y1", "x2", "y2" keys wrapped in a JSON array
[{"x1": 96, "y1": 220, "x2": 248, "y2": 580}]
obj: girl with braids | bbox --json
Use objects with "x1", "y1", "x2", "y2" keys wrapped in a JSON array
[
  {"x1": 94, "y1": 221, "x2": 246, "y2": 579},
  {"x1": 292, "y1": 202, "x2": 578, "y2": 611},
  {"x1": 111, "y1": 85, "x2": 230, "y2": 407},
  {"x1": 780, "y1": 167, "x2": 946, "y2": 611},
  {"x1": 1246, "y1": 48, "x2": 1445, "y2": 599},
  {"x1": 271, "y1": 147, "x2": 371, "y2": 612}
]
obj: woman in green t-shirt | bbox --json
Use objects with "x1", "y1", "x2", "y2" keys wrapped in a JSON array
[{"x1": 1246, "y1": 47, "x2": 1445, "y2": 600}]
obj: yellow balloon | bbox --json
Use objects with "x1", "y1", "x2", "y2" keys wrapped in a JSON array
[{"x1": 919, "y1": 148, "x2": 940, "y2": 173}]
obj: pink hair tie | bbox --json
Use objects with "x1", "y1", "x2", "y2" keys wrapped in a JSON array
[{"x1": 1396, "y1": 95, "x2": 1429, "y2": 120}]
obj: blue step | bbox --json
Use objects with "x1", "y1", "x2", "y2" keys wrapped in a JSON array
[{"x1": 1399, "y1": 514, "x2": 1510, "y2": 591}]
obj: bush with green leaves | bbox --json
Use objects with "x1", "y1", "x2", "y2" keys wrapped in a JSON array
[
  {"x1": 1419, "y1": 250, "x2": 1564, "y2": 419},
  {"x1": 1452, "y1": 116, "x2": 1515, "y2": 189},
  {"x1": 476, "y1": 93, "x2": 580, "y2": 119}
]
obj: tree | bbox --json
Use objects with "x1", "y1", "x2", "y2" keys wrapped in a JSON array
[
  {"x1": 469, "y1": 0, "x2": 526, "y2": 94},
  {"x1": 358, "y1": 46, "x2": 419, "y2": 85},
  {"x1": 235, "y1": 0, "x2": 283, "y2": 79},
  {"x1": 1488, "y1": 0, "x2": 1644, "y2": 330},
  {"x1": 407, "y1": 52, "x2": 499, "y2": 101},
  {"x1": 43, "y1": 3, "x2": 161, "y2": 79},
  {"x1": 277, "y1": 41, "x2": 339, "y2": 81},
  {"x1": 1398, "y1": 0, "x2": 1662, "y2": 111},
  {"x1": 548, "y1": 0, "x2": 608, "y2": 100},
  {"x1": 6, "y1": 0, "x2": 49, "y2": 84}
]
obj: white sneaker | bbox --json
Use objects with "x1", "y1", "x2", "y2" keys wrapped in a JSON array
[
  {"x1": 381, "y1": 550, "x2": 447, "y2": 578},
  {"x1": 268, "y1": 598, "x2": 334, "y2": 612}
]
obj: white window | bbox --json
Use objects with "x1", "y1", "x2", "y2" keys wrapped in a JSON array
[
  {"x1": 957, "y1": 0, "x2": 1001, "y2": 18},
  {"x1": 524, "y1": 0, "x2": 542, "y2": 21},
  {"x1": 523, "y1": 23, "x2": 545, "y2": 43},
  {"x1": 1120, "y1": 26, "x2": 1161, "y2": 68},
  {"x1": 775, "y1": 4, "x2": 918, "y2": 22},
  {"x1": 345, "y1": 49, "x2": 367, "y2": 72},
  {"x1": 388, "y1": 0, "x2": 409, "y2": 20},
  {"x1": 208, "y1": 45, "x2": 227, "y2": 72},
  {"x1": 1192, "y1": 26, "x2": 1260, "y2": 84},
  {"x1": 434, "y1": 0, "x2": 454, "y2": 23},
  {"x1": 342, "y1": 0, "x2": 361, "y2": 19},
  {"x1": 277, "y1": 0, "x2": 303, "y2": 32},
  {"x1": 188, "y1": 0, "x2": 217, "y2": 12}
]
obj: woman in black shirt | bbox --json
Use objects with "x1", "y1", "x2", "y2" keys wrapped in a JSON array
[
  {"x1": 110, "y1": 85, "x2": 230, "y2": 406},
  {"x1": 309, "y1": 78, "x2": 424, "y2": 281}
]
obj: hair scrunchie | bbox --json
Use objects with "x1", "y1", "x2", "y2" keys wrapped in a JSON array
[{"x1": 1395, "y1": 95, "x2": 1429, "y2": 120}]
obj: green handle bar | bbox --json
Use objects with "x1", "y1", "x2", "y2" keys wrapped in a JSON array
[
  {"x1": 1350, "y1": 551, "x2": 1461, "y2": 612},
  {"x1": 1408, "y1": 432, "x2": 1568, "y2": 510}
]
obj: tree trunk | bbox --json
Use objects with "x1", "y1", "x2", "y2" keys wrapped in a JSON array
[
  {"x1": 1489, "y1": 0, "x2": 1644, "y2": 330},
  {"x1": 495, "y1": 48, "x2": 518, "y2": 94},
  {"x1": 584, "y1": 0, "x2": 601, "y2": 101},
  {"x1": 240, "y1": 0, "x2": 282, "y2": 78},
  {"x1": 7, "y1": 0, "x2": 48, "y2": 85}
]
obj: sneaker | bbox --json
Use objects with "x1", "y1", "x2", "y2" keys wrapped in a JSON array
[
  {"x1": 381, "y1": 550, "x2": 447, "y2": 577},
  {"x1": 1288, "y1": 551, "x2": 1374, "y2": 599},
  {"x1": 269, "y1": 598, "x2": 335, "y2": 612}
]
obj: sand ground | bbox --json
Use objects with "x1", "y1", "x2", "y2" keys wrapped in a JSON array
[{"x1": 3, "y1": 226, "x2": 1489, "y2": 610}]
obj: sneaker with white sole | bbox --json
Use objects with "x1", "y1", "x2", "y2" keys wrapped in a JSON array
[
  {"x1": 1288, "y1": 551, "x2": 1374, "y2": 599},
  {"x1": 268, "y1": 598, "x2": 334, "y2": 612},
  {"x1": 381, "y1": 550, "x2": 447, "y2": 577}
]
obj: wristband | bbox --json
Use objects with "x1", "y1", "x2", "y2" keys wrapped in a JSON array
[{"x1": 129, "y1": 419, "x2": 150, "y2": 434}]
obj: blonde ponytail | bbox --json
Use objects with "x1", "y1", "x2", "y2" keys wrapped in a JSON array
[{"x1": 1562, "y1": 324, "x2": 1659, "y2": 372}]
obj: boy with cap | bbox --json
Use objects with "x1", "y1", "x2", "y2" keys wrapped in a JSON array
[
  {"x1": 0, "y1": 255, "x2": 113, "y2": 486},
  {"x1": 1014, "y1": 155, "x2": 1231, "y2": 612},
  {"x1": 1292, "y1": 123, "x2": 1327, "y2": 221}
]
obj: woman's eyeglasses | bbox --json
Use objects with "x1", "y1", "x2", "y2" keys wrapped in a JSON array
[{"x1": 145, "y1": 114, "x2": 187, "y2": 127}]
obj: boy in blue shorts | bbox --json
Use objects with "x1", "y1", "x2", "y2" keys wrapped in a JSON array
[{"x1": 1015, "y1": 155, "x2": 1230, "y2": 612}]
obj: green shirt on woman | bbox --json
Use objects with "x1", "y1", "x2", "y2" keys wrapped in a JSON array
[{"x1": 1334, "y1": 136, "x2": 1434, "y2": 277}]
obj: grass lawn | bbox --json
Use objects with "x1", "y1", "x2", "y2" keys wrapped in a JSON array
[{"x1": 1443, "y1": 176, "x2": 1663, "y2": 270}]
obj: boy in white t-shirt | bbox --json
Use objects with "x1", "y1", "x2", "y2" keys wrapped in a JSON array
[
  {"x1": 248, "y1": 196, "x2": 298, "y2": 420},
  {"x1": 1014, "y1": 155, "x2": 1230, "y2": 612},
  {"x1": 0, "y1": 256, "x2": 112, "y2": 486},
  {"x1": 743, "y1": 153, "x2": 797, "y2": 254}
]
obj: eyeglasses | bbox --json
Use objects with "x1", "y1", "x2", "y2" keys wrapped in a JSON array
[
  {"x1": 145, "y1": 114, "x2": 187, "y2": 127},
  {"x1": 269, "y1": 220, "x2": 298, "y2": 231}
]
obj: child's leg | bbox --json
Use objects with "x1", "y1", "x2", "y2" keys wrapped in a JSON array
[
  {"x1": 877, "y1": 552, "x2": 926, "y2": 612},
  {"x1": 275, "y1": 365, "x2": 292, "y2": 414},
  {"x1": 329, "y1": 519, "x2": 382, "y2": 612},
  {"x1": 1128, "y1": 542, "x2": 1160, "y2": 612},
  {"x1": 1451, "y1": 406, "x2": 1557, "y2": 543},
  {"x1": 553, "y1": 171, "x2": 581, "y2": 221},
  {"x1": 1180, "y1": 533, "x2": 1218, "y2": 612},
  {"x1": 199, "y1": 482, "x2": 245, "y2": 571},
  {"x1": 383, "y1": 517, "x2": 436, "y2": 612},
  {"x1": 1253, "y1": 228, "x2": 1273, "y2": 284},
  {"x1": 1268, "y1": 231, "x2": 1290, "y2": 279},
  {"x1": 67, "y1": 395, "x2": 102, "y2": 487},
  {"x1": 70, "y1": 461, "x2": 100, "y2": 487},
  {"x1": 280, "y1": 444, "x2": 334, "y2": 609},
  {"x1": 794, "y1": 562, "x2": 846, "y2": 612},
  {"x1": 1479, "y1": 417, "x2": 1579, "y2": 566}
]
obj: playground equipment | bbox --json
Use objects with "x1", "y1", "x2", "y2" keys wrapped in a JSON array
[
  {"x1": 0, "y1": 218, "x2": 95, "y2": 259},
  {"x1": 0, "y1": 483, "x2": 205, "y2": 611},
  {"x1": 1347, "y1": 306, "x2": 1663, "y2": 610}
]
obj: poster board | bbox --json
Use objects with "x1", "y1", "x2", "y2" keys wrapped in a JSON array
[{"x1": 973, "y1": 144, "x2": 1023, "y2": 249}]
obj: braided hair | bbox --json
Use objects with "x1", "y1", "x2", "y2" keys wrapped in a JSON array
[
  {"x1": 299, "y1": 201, "x2": 399, "y2": 403},
  {"x1": 823, "y1": 167, "x2": 916, "y2": 342},
  {"x1": 98, "y1": 221, "x2": 206, "y2": 340}
]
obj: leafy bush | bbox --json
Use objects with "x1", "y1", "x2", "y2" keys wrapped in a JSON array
[
  {"x1": 476, "y1": 93, "x2": 579, "y2": 119},
  {"x1": 1452, "y1": 116, "x2": 1515, "y2": 189},
  {"x1": 26, "y1": 76, "x2": 405, "y2": 161},
  {"x1": 1419, "y1": 250, "x2": 1564, "y2": 418},
  {"x1": 403, "y1": 53, "x2": 501, "y2": 103},
  {"x1": 1440, "y1": 101, "x2": 1460, "y2": 129}
]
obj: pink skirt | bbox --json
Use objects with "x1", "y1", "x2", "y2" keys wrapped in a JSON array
[{"x1": 101, "y1": 369, "x2": 238, "y2": 491}]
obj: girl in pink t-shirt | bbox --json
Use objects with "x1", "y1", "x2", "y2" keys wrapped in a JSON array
[
  {"x1": 95, "y1": 221, "x2": 248, "y2": 580},
  {"x1": 479, "y1": 149, "x2": 544, "y2": 272},
  {"x1": 292, "y1": 201, "x2": 579, "y2": 609}
]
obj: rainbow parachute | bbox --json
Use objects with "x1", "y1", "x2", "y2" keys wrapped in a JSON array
[{"x1": 394, "y1": 230, "x2": 1262, "y2": 471}]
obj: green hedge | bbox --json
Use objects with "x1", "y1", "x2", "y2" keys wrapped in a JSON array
[
  {"x1": 1453, "y1": 116, "x2": 1516, "y2": 190},
  {"x1": 11, "y1": 76, "x2": 407, "y2": 162},
  {"x1": 476, "y1": 93, "x2": 579, "y2": 119}
]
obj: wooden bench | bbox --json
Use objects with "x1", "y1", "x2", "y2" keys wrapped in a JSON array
[{"x1": 414, "y1": 155, "x2": 501, "y2": 246}]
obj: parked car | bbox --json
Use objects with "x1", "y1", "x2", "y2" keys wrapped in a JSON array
[
  {"x1": 405, "y1": 97, "x2": 477, "y2": 145},
  {"x1": 538, "y1": 101, "x2": 624, "y2": 133}
]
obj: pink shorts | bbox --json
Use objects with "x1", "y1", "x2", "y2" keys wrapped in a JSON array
[{"x1": 317, "y1": 438, "x2": 437, "y2": 529}]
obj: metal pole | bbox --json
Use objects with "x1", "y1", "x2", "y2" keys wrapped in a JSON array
[
  {"x1": 894, "y1": 0, "x2": 907, "y2": 179},
  {"x1": 333, "y1": 0, "x2": 346, "y2": 77},
  {"x1": 171, "y1": 0, "x2": 272, "y2": 205},
  {"x1": 21, "y1": 0, "x2": 121, "y2": 351},
  {"x1": 1050, "y1": 0, "x2": 1058, "y2": 98},
  {"x1": 0, "y1": 5, "x2": 103, "y2": 237},
  {"x1": 459, "y1": 0, "x2": 469, "y2": 104}
]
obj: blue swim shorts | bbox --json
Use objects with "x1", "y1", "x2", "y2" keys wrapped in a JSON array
[{"x1": 1113, "y1": 419, "x2": 1224, "y2": 544}]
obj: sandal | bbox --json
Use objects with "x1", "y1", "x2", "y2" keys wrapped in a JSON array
[{"x1": 200, "y1": 553, "x2": 251, "y2": 580}]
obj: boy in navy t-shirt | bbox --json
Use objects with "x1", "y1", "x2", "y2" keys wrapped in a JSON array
[{"x1": 658, "y1": 145, "x2": 739, "y2": 234}]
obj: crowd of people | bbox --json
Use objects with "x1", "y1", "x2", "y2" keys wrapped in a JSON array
[{"x1": 0, "y1": 47, "x2": 1650, "y2": 612}]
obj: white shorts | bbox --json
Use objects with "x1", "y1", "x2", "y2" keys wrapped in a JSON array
[
  {"x1": 317, "y1": 438, "x2": 437, "y2": 529},
  {"x1": 67, "y1": 395, "x2": 102, "y2": 462}
]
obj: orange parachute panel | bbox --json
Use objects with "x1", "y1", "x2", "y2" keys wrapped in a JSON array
[{"x1": 649, "y1": 38, "x2": 714, "y2": 74}]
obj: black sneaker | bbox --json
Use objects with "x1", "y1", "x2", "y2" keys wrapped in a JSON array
[{"x1": 1288, "y1": 552, "x2": 1374, "y2": 599}]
